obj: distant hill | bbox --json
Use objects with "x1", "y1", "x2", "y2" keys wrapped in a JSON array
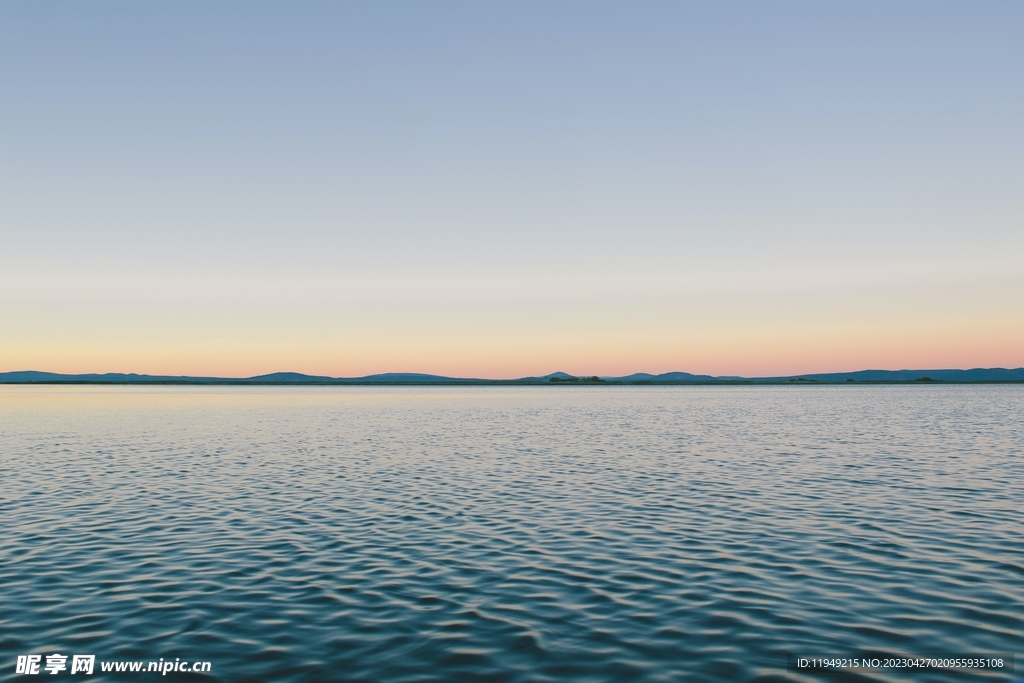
[
  {"x1": 357, "y1": 373, "x2": 468, "y2": 382},
  {"x1": 2, "y1": 368, "x2": 1022, "y2": 384},
  {"x1": 248, "y1": 372, "x2": 336, "y2": 382},
  {"x1": 609, "y1": 368, "x2": 1024, "y2": 382},
  {"x1": 605, "y1": 371, "x2": 718, "y2": 382},
  {"x1": 517, "y1": 371, "x2": 575, "y2": 381},
  {"x1": 0, "y1": 371, "x2": 224, "y2": 383},
  {"x1": 0, "y1": 370, "x2": 478, "y2": 384},
  {"x1": 249, "y1": 372, "x2": 476, "y2": 383},
  {"x1": 766, "y1": 368, "x2": 1024, "y2": 382}
]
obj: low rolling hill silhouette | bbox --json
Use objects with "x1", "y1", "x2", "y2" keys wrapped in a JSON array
[{"x1": 2, "y1": 368, "x2": 1022, "y2": 384}]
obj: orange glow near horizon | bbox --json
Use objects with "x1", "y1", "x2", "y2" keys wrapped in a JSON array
[{"x1": 4, "y1": 308, "x2": 1021, "y2": 379}]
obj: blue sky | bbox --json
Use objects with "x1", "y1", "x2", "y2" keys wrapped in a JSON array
[{"x1": 2, "y1": 2, "x2": 1022, "y2": 377}]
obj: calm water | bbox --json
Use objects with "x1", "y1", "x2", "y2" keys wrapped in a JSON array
[{"x1": 1, "y1": 385, "x2": 1021, "y2": 682}]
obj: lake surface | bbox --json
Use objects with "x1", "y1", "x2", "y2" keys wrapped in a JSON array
[{"x1": 1, "y1": 385, "x2": 1021, "y2": 682}]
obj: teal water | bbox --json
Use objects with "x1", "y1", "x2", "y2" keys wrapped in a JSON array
[{"x1": 1, "y1": 385, "x2": 1021, "y2": 682}]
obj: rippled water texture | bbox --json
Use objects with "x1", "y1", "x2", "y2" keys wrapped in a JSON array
[{"x1": 1, "y1": 386, "x2": 1021, "y2": 682}]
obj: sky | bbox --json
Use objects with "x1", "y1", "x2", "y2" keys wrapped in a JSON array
[{"x1": 1, "y1": 1, "x2": 1022, "y2": 379}]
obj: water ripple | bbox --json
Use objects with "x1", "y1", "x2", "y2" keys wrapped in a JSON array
[{"x1": 1, "y1": 385, "x2": 1021, "y2": 682}]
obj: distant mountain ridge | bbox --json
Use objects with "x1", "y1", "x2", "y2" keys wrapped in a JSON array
[
  {"x1": 606, "y1": 371, "x2": 719, "y2": 382},
  {"x1": 0, "y1": 371, "x2": 471, "y2": 384},
  {"x1": 762, "y1": 368, "x2": 1024, "y2": 382},
  {"x1": 2, "y1": 368, "x2": 1023, "y2": 384}
]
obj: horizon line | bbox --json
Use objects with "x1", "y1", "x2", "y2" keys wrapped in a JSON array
[{"x1": 2, "y1": 367, "x2": 1023, "y2": 385}]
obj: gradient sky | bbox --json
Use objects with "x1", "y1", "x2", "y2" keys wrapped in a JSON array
[{"x1": 2, "y1": 1, "x2": 1022, "y2": 378}]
